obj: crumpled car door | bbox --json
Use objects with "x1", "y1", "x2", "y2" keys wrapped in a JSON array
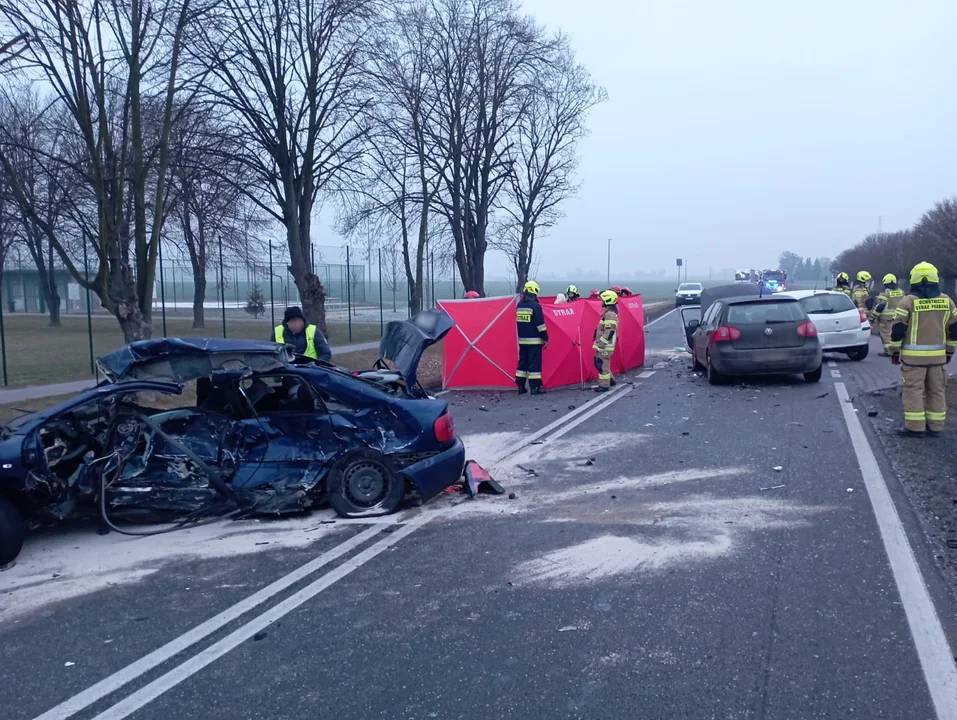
[
  {"x1": 231, "y1": 375, "x2": 342, "y2": 514},
  {"x1": 107, "y1": 408, "x2": 236, "y2": 515}
]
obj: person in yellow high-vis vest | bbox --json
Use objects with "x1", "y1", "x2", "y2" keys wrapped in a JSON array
[
  {"x1": 888, "y1": 262, "x2": 957, "y2": 437},
  {"x1": 272, "y1": 306, "x2": 332, "y2": 362}
]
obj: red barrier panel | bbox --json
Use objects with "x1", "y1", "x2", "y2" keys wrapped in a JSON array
[
  {"x1": 440, "y1": 295, "x2": 645, "y2": 390},
  {"x1": 540, "y1": 301, "x2": 589, "y2": 387},
  {"x1": 439, "y1": 296, "x2": 517, "y2": 389}
]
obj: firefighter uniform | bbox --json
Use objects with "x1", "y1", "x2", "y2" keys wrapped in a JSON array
[
  {"x1": 593, "y1": 290, "x2": 619, "y2": 392},
  {"x1": 835, "y1": 272, "x2": 852, "y2": 296},
  {"x1": 851, "y1": 271, "x2": 872, "y2": 311},
  {"x1": 516, "y1": 281, "x2": 548, "y2": 395},
  {"x1": 872, "y1": 274, "x2": 905, "y2": 355},
  {"x1": 888, "y1": 262, "x2": 957, "y2": 435}
]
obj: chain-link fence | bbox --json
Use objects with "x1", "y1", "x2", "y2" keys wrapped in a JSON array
[{"x1": 0, "y1": 244, "x2": 461, "y2": 388}]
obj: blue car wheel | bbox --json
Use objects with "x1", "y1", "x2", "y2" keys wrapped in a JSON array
[{"x1": 327, "y1": 450, "x2": 405, "y2": 518}]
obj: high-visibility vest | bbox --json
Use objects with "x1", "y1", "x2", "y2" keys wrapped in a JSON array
[{"x1": 275, "y1": 324, "x2": 320, "y2": 359}]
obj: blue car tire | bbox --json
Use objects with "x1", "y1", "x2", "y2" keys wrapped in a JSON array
[{"x1": 326, "y1": 450, "x2": 405, "y2": 518}]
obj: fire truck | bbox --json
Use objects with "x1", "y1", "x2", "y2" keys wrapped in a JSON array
[{"x1": 761, "y1": 269, "x2": 787, "y2": 292}]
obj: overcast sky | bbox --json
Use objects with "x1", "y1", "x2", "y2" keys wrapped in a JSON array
[
  {"x1": 501, "y1": 0, "x2": 957, "y2": 278},
  {"x1": 317, "y1": 0, "x2": 957, "y2": 280}
]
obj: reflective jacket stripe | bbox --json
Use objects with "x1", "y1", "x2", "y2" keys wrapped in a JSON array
[{"x1": 519, "y1": 338, "x2": 543, "y2": 345}]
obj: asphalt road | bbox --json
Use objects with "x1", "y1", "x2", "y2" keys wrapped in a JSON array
[{"x1": 2, "y1": 312, "x2": 956, "y2": 719}]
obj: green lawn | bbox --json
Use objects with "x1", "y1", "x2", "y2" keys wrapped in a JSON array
[{"x1": 0, "y1": 314, "x2": 384, "y2": 387}]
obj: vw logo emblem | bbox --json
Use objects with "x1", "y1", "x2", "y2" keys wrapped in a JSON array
[{"x1": 764, "y1": 327, "x2": 773, "y2": 336}]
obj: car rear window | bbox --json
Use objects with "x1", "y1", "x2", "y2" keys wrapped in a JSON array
[
  {"x1": 726, "y1": 301, "x2": 804, "y2": 325},
  {"x1": 799, "y1": 293, "x2": 855, "y2": 314}
]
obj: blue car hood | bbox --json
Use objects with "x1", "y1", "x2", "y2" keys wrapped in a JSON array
[
  {"x1": 98, "y1": 338, "x2": 292, "y2": 383},
  {"x1": 378, "y1": 309, "x2": 454, "y2": 388}
]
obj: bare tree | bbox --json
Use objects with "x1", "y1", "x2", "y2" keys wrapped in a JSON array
[
  {"x1": 0, "y1": 0, "x2": 198, "y2": 340},
  {"x1": 345, "y1": 0, "x2": 449, "y2": 314},
  {"x1": 427, "y1": 0, "x2": 551, "y2": 296},
  {"x1": 382, "y1": 239, "x2": 402, "y2": 311},
  {"x1": 195, "y1": 0, "x2": 374, "y2": 333},
  {"x1": 0, "y1": 85, "x2": 73, "y2": 325},
  {"x1": 166, "y1": 105, "x2": 264, "y2": 328},
  {"x1": 496, "y1": 41, "x2": 605, "y2": 290}
]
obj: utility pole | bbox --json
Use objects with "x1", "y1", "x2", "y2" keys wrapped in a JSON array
[{"x1": 606, "y1": 238, "x2": 611, "y2": 286}]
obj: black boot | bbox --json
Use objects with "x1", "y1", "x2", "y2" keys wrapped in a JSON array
[
  {"x1": 516, "y1": 378, "x2": 527, "y2": 395},
  {"x1": 595, "y1": 386, "x2": 610, "y2": 393},
  {"x1": 531, "y1": 386, "x2": 546, "y2": 396},
  {"x1": 897, "y1": 428, "x2": 925, "y2": 438}
]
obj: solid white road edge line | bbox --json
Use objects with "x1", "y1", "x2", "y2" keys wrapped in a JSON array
[
  {"x1": 90, "y1": 516, "x2": 434, "y2": 720},
  {"x1": 33, "y1": 384, "x2": 632, "y2": 720},
  {"x1": 836, "y1": 382, "x2": 957, "y2": 718},
  {"x1": 644, "y1": 307, "x2": 676, "y2": 329},
  {"x1": 31, "y1": 524, "x2": 385, "y2": 720},
  {"x1": 638, "y1": 370, "x2": 656, "y2": 378}
]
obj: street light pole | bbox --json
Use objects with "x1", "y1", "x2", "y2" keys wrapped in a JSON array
[{"x1": 606, "y1": 238, "x2": 611, "y2": 286}]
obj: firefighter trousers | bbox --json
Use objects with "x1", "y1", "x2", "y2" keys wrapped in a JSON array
[
  {"x1": 516, "y1": 345, "x2": 543, "y2": 389},
  {"x1": 877, "y1": 320, "x2": 893, "y2": 352},
  {"x1": 902, "y1": 363, "x2": 947, "y2": 432},
  {"x1": 594, "y1": 350, "x2": 613, "y2": 388}
]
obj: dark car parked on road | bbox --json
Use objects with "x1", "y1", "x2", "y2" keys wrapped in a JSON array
[
  {"x1": 0, "y1": 311, "x2": 465, "y2": 566},
  {"x1": 687, "y1": 295, "x2": 823, "y2": 385}
]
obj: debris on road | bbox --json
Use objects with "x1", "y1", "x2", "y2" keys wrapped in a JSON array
[
  {"x1": 479, "y1": 405, "x2": 489, "y2": 412},
  {"x1": 846, "y1": 488, "x2": 854, "y2": 493},
  {"x1": 760, "y1": 485, "x2": 786, "y2": 491},
  {"x1": 773, "y1": 466, "x2": 783, "y2": 472},
  {"x1": 816, "y1": 392, "x2": 829, "y2": 399},
  {"x1": 868, "y1": 410, "x2": 879, "y2": 417},
  {"x1": 558, "y1": 625, "x2": 583, "y2": 632},
  {"x1": 508, "y1": 493, "x2": 517, "y2": 500},
  {"x1": 464, "y1": 461, "x2": 506, "y2": 498}
]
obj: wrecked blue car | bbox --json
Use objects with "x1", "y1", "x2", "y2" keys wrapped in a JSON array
[{"x1": 0, "y1": 311, "x2": 464, "y2": 565}]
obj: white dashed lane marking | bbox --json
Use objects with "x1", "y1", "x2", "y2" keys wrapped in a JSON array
[{"x1": 831, "y1": 370, "x2": 842, "y2": 378}]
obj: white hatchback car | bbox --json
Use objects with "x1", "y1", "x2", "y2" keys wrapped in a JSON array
[{"x1": 776, "y1": 290, "x2": 871, "y2": 360}]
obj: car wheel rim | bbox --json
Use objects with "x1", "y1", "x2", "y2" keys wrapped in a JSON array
[{"x1": 343, "y1": 461, "x2": 390, "y2": 509}]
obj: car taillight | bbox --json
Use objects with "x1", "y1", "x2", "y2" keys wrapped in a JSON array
[
  {"x1": 858, "y1": 310, "x2": 868, "y2": 324},
  {"x1": 714, "y1": 326, "x2": 742, "y2": 342},
  {"x1": 797, "y1": 321, "x2": 818, "y2": 337},
  {"x1": 434, "y1": 412, "x2": 455, "y2": 443}
]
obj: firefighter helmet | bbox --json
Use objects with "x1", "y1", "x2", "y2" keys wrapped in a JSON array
[
  {"x1": 620, "y1": 287, "x2": 632, "y2": 296},
  {"x1": 856, "y1": 271, "x2": 872, "y2": 283},
  {"x1": 837, "y1": 272, "x2": 849, "y2": 282},
  {"x1": 464, "y1": 290, "x2": 480, "y2": 299},
  {"x1": 610, "y1": 285, "x2": 622, "y2": 294},
  {"x1": 523, "y1": 280, "x2": 540, "y2": 296},
  {"x1": 599, "y1": 290, "x2": 618, "y2": 305},
  {"x1": 588, "y1": 288, "x2": 600, "y2": 299},
  {"x1": 909, "y1": 262, "x2": 940, "y2": 285},
  {"x1": 882, "y1": 273, "x2": 897, "y2": 286},
  {"x1": 566, "y1": 284, "x2": 579, "y2": 297}
]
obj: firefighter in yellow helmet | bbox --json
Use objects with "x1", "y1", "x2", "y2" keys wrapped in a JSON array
[
  {"x1": 835, "y1": 272, "x2": 851, "y2": 296},
  {"x1": 565, "y1": 284, "x2": 581, "y2": 302},
  {"x1": 593, "y1": 290, "x2": 619, "y2": 392},
  {"x1": 851, "y1": 271, "x2": 872, "y2": 312},
  {"x1": 872, "y1": 273, "x2": 905, "y2": 356},
  {"x1": 888, "y1": 262, "x2": 957, "y2": 436},
  {"x1": 515, "y1": 280, "x2": 548, "y2": 395}
]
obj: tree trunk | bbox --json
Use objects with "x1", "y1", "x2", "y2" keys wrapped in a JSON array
[
  {"x1": 46, "y1": 241, "x2": 61, "y2": 326},
  {"x1": 192, "y1": 275, "x2": 206, "y2": 328},
  {"x1": 297, "y1": 273, "x2": 327, "y2": 335}
]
